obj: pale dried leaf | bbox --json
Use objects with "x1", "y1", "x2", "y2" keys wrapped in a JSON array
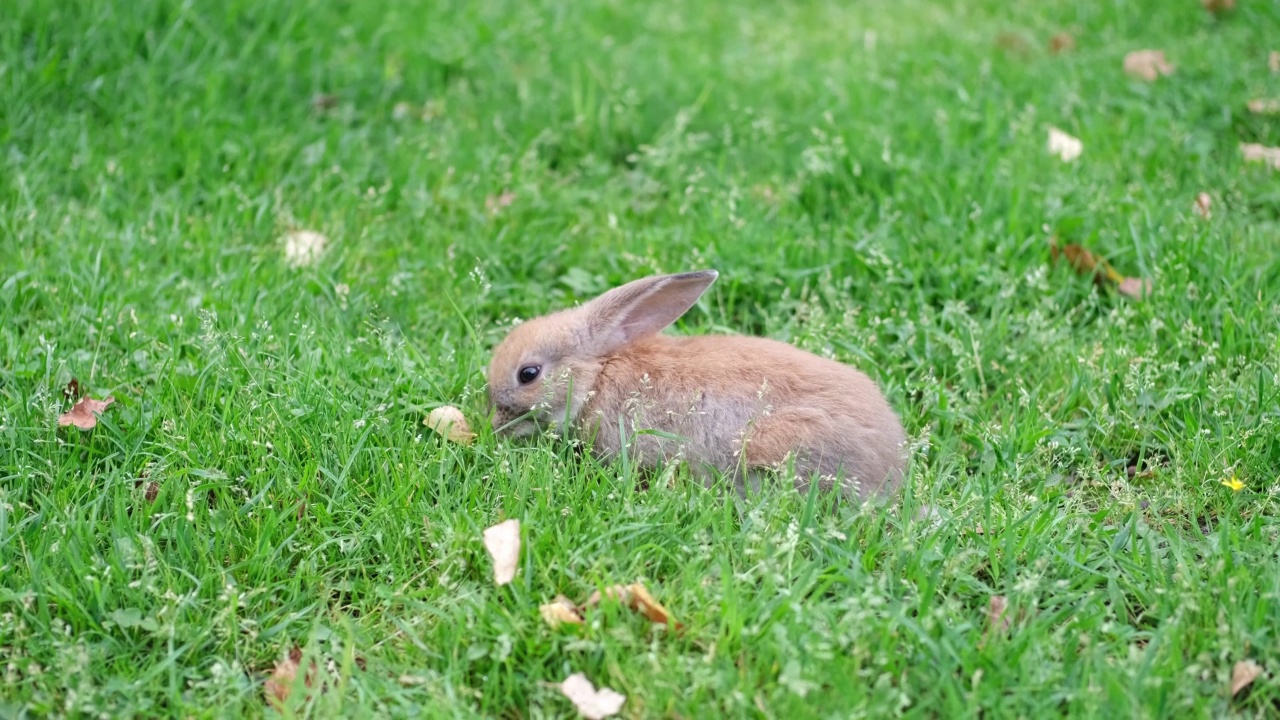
[
  {"x1": 1124, "y1": 49, "x2": 1174, "y2": 82},
  {"x1": 1240, "y1": 143, "x2": 1280, "y2": 170},
  {"x1": 1193, "y1": 192, "x2": 1212, "y2": 219},
  {"x1": 282, "y1": 230, "x2": 328, "y2": 268},
  {"x1": 1047, "y1": 127, "x2": 1083, "y2": 162},
  {"x1": 58, "y1": 396, "x2": 116, "y2": 430},
  {"x1": 392, "y1": 101, "x2": 414, "y2": 120},
  {"x1": 1271, "y1": 51, "x2": 1280, "y2": 74},
  {"x1": 485, "y1": 191, "x2": 517, "y2": 214},
  {"x1": 1231, "y1": 659, "x2": 1263, "y2": 697},
  {"x1": 482, "y1": 519, "x2": 520, "y2": 586},
  {"x1": 424, "y1": 405, "x2": 476, "y2": 444},
  {"x1": 539, "y1": 596, "x2": 584, "y2": 628},
  {"x1": 986, "y1": 595, "x2": 1011, "y2": 633},
  {"x1": 264, "y1": 648, "x2": 314, "y2": 708},
  {"x1": 1118, "y1": 277, "x2": 1152, "y2": 300},
  {"x1": 559, "y1": 673, "x2": 626, "y2": 720},
  {"x1": 1247, "y1": 98, "x2": 1280, "y2": 115},
  {"x1": 1049, "y1": 32, "x2": 1076, "y2": 55}
]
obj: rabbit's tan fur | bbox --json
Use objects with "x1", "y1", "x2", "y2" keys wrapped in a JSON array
[{"x1": 487, "y1": 270, "x2": 907, "y2": 500}]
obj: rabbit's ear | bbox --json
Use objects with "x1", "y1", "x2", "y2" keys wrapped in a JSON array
[{"x1": 584, "y1": 270, "x2": 718, "y2": 353}]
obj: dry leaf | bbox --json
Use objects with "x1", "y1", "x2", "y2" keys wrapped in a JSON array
[
  {"x1": 62, "y1": 378, "x2": 81, "y2": 401},
  {"x1": 424, "y1": 405, "x2": 476, "y2": 444},
  {"x1": 1047, "y1": 127, "x2": 1083, "y2": 163},
  {"x1": 1202, "y1": 0, "x2": 1235, "y2": 13},
  {"x1": 1231, "y1": 659, "x2": 1263, "y2": 697},
  {"x1": 1124, "y1": 50, "x2": 1174, "y2": 82},
  {"x1": 1247, "y1": 98, "x2": 1280, "y2": 115},
  {"x1": 1240, "y1": 143, "x2": 1280, "y2": 170},
  {"x1": 311, "y1": 93, "x2": 339, "y2": 112},
  {"x1": 282, "y1": 230, "x2": 328, "y2": 268},
  {"x1": 264, "y1": 648, "x2": 315, "y2": 708},
  {"x1": 1049, "y1": 32, "x2": 1076, "y2": 54},
  {"x1": 558, "y1": 673, "x2": 626, "y2": 720},
  {"x1": 995, "y1": 32, "x2": 1031, "y2": 57},
  {"x1": 539, "y1": 596, "x2": 585, "y2": 628},
  {"x1": 145, "y1": 481, "x2": 160, "y2": 503},
  {"x1": 1271, "y1": 51, "x2": 1280, "y2": 74},
  {"x1": 584, "y1": 582, "x2": 684, "y2": 630},
  {"x1": 1193, "y1": 192, "x2": 1212, "y2": 219},
  {"x1": 58, "y1": 396, "x2": 116, "y2": 430},
  {"x1": 1050, "y1": 240, "x2": 1152, "y2": 300},
  {"x1": 482, "y1": 519, "x2": 520, "y2": 586},
  {"x1": 485, "y1": 191, "x2": 517, "y2": 214},
  {"x1": 986, "y1": 595, "x2": 1011, "y2": 632}
]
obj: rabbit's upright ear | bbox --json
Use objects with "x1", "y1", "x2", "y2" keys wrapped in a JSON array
[{"x1": 584, "y1": 270, "x2": 718, "y2": 354}]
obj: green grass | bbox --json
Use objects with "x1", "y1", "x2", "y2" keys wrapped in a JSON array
[{"x1": 3, "y1": 0, "x2": 1280, "y2": 716}]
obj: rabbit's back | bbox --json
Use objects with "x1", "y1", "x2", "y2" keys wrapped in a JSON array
[{"x1": 578, "y1": 335, "x2": 907, "y2": 498}]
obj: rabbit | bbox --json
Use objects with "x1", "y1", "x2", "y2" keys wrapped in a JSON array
[{"x1": 486, "y1": 270, "x2": 908, "y2": 500}]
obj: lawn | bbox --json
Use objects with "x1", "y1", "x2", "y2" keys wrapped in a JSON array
[{"x1": 3, "y1": 0, "x2": 1280, "y2": 717}]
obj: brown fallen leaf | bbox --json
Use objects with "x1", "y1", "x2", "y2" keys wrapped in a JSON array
[
  {"x1": 264, "y1": 647, "x2": 316, "y2": 708},
  {"x1": 558, "y1": 673, "x2": 626, "y2": 720},
  {"x1": 424, "y1": 405, "x2": 476, "y2": 445},
  {"x1": 145, "y1": 481, "x2": 160, "y2": 503},
  {"x1": 995, "y1": 32, "x2": 1031, "y2": 57},
  {"x1": 1050, "y1": 240, "x2": 1152, "y2": 300},
  {"x1": 62, "y1": 378, "x2": 81, "y2": 401},
  {"x1": 1247, "y1": 98, "x2": 1280, "y2": 115},
  {"x1": 1193, "y1": 192, "x2": 1212, "y2": 219},
  {"x1": 539, "y1": 595, "x2": 585, "y2": 628},
  {"x1": 1049, "y1": 32, "x2": 1076, "y2": 55},
  {"x1": 485, "y1": 191, "x2": 517, "y2": 214},
  {"x1": 311, "y1": 93, "x2": 339, "y2": 112},
  {"x1": 1202, "y1": 0, "x2": 1235, "y2": 14},
  {"x1": 482, "y1": 519, "x2": 520, "y2": 586},
  {"x1": 1231, "y1": 659, "x2": 1263, "y2": 697},
  {"x1": 1241, "y1": 143, "x2": 1280, "y2": 170},
  {"x1": 58, "y1": 396, "x2": 116, "y2": 430},
  {"x1": 584, "y1": 582, "x2": 684, "y2": 631},
  {"x1": 1271, "y1": 51, "x2": 1280, "y2": 74},
  {"x1": 977, "y1": 594, "x2": 1011, "y2": 649},
  {"x1": 1124, "y1": 49, "x2": 1174, "y2": 82}
]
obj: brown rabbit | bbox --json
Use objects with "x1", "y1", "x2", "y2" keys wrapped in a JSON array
[{"x1": 486, "y1": 270, "x2": 907, "y2": 500}]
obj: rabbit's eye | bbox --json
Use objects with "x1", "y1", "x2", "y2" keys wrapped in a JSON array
[{"x1": 517, "y1": 365, "x2": 541, "y2": 384}]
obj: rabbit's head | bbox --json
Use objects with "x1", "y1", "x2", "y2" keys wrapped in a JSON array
[{"x1": 486, "y1": 270, "x2": 718, "y2": 437}]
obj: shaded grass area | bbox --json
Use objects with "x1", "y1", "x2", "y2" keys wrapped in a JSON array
[{"x1": 2, "y1": 0, "x2": 1280, "y2": 716}]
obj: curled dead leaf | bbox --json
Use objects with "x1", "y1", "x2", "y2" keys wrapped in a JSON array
[
  {"x1": 282, "y1": 230, "x2": 328, "y2": 268},
  {"x1": 1247, "y1": 98, "x2": 1280, "y2": 115},
  {"x1": 62, "y1": 378, "x2": 81, "y2": 400},
  {"x1": 1050, "y1": 240, "x2": 1152, "y2": 300},
  {"x1": 1231, "y1": 659, "x2": 1263, "y2": 697},
  {"x1": 1047, "y1": 127, "x2": 1083, "y2": 163},
  {"x1": 58, "y1": 396, "x2": 115, "y2": 430},
  {"x1": 584, "y1": 582, "x2": 683, "y2": 630},
  {"x1": 1193, "y1": 192, "x2": 1212, "y2": 219},
  {"x1": 539, "y1": 596, "x2": 585, "y2": 628},
  {"x1": 482, "y1": 519, "x2": 520, "y2": 586},
  {"x1": 264, "y1": 647, "x2": 315, "y2": 708},
  {"x1": 1049, "y1": 32, "x2": 1076, "y2": 55},
  {"x1": 424, "y1": 405, "x2": 476, "y2": 444},
  {"x1": 145, "y1": 481, "x2": 160, "y2": 503},
  {"x1": 1241, "y1": 143, "x2": 1280, "y2": 171},
  {"x1": 558, "y1": 673, "x2": 626, "y2": 720},
  {"x1": 485, "y1": 191, "x2": 517, "y2": 214},
  {"x1": 1124, "y1": 49, "x2": 1174, "y2": 82}
]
